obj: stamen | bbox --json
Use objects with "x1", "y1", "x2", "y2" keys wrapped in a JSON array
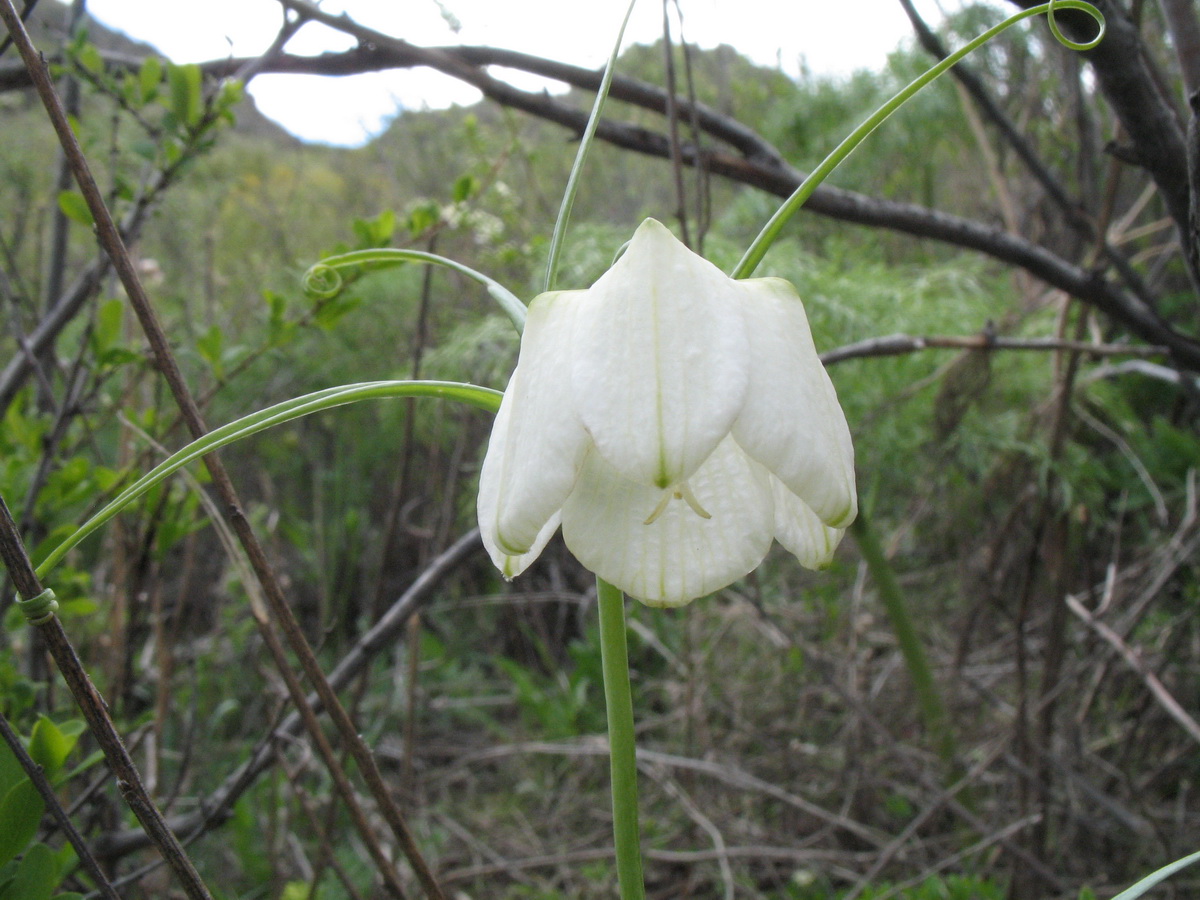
[
  {"x1": 643, "y1": 491, "x2": 672, "y2": 525},
  {"x1": 678, "y1": 481, "x2": 712, "y2": 519},
  {"x1": 642, "y1": 480, "x2": 712, "y2": 525}
]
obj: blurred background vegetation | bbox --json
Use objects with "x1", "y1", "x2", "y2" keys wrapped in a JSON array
[{"x1": 1, "y1": 1, "x2": 1199, "y2": 898}]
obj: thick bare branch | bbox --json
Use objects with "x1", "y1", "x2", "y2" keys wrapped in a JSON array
[
  {"x1": 177, "y1": 39, "x2": 1200, "y2": 369},
  {"x1": 1007, "y1": 0, "x2": 1195, "y2": 273},
  {"x1": 6, "y1": 3, "x2": 1198, "y2": 369},
  {"x1": 1160, "y1": 0, "x2": 1200, "y2": 99}
]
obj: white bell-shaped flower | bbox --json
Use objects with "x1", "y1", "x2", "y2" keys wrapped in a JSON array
[{"x1": 477, "y1": 218, "x2": 856, "y2": 607}]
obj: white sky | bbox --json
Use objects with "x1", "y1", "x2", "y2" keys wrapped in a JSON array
[{"x1": 82, "y1": 0, "x2": 998, "y2": 146}]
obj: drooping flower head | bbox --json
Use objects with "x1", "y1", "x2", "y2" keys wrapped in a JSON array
[{"x1": 478, "y1": 218, "x2": 856, "y2": 607}]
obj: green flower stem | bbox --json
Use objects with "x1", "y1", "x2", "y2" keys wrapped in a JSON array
[
  {"x1": 35, "y1": 380, "x2": 501, "y2": 579},
  {"x1": 850, "y1": 514, "x2": 956, "y2": 765},
  {"x1": 731, "y1": 0, "x2": 1104, "y2": 280},
  {"x1": 596, "y1": 576, "x2": 647, "y2": 900}
]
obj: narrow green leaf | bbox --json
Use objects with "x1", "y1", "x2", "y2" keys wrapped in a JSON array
[
  {"x1": 58, "y1": 749, "x2": 104, "y2": 784},
  {"x1": 1112, "y1": 849, "x2": 1200, "y2": 900},
  {"x1": 732, "y1": 0, "x2": 1105, "y2": 278},
  {"x1": 544, "y1": 0, "x2": 638, "y2": 293}
]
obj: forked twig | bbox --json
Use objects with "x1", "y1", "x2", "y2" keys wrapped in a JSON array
[{"x1": 1065, "y1": 593, "x2": 1200, "y2": 746}]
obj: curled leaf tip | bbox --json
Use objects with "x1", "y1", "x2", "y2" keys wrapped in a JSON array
[
  {"x1": 1047, "y1": 0, "x2": 1106, "y2": 52},
  {"x1": 302, "y1": 263, "x2": 343, "y2": 300}
]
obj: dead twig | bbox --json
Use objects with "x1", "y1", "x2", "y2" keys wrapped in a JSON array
[{"x1": 1065, "y1": 593, "x2": 1200, "y2": 746}]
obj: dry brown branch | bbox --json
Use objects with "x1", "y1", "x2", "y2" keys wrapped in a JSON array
[
  {"x1": 820, "y1": 332, "x2": 1168, "y2": 366},
  {"x1": 442, "y1": 845, "x2": 875, "y2": 884},
  {"x1": 643, "y1": 765, "x2": 735, "y2": 900},
  {"x1": 433, "y1": 738, "x2": 891, "y2": 848},
  {"x1": 1065, "y1": 593, "x2": 1200, "y2": 745}
]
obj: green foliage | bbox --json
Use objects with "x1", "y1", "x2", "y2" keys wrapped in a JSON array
[
  {"x1": 1, "y1": 10, "x2": 1197, "y2": 900},
  {"x1": 0, "y1": 716, "x2": 87, "y2": 900},
  {"x1": 495, "y1": 626, "x2": 609, "y2": 739},
  {"x1": 854, "y1": 874, "x2": 1006, "y2": 900},
  {"x1": 0, "y1": 842, "x2": 81, "y2": 900},
  {"x1": 775, "y1": 872, "x2": 1005, "y2": 900},
  {"x1": 54, "y1": 191, "x2": 93, "y2": 227}
]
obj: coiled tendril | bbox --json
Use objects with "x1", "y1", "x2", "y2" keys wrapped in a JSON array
[
  {"x1": 17, "y1": 588, "x2": 59, "y2": 626},
  {"x1": 302, "y1": 263, "x2": 343, "y2": 300},
  {"x1": 1047, "y1": 0, "x2": 1106, "y2": 51}
]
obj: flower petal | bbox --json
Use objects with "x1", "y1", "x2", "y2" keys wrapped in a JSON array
[
  {"x1": 731, "y1": 277, "x2": 857, "y2": 527},
  {"x1": 570, "y1": 219, "x2": 749, "y2": 489},
  {"x1": 477, "y1": 291, "x2": 590, "y2": 565},
  {"x1": 561, "y1": 437, "x2": 774, "y2": 607},
  {"x1": 770, "y1": 476, "x2": 846, "y2": 570},
  {"x1": 477, "y1": 380, "x2": 566, "y2": 576}
]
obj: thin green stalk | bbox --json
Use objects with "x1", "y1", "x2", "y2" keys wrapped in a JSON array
[
  {"x1": 596, "y1": 576, "x2": 647, "y2": 900},
  {"x1": 543, "y1": 0, "x2": 639, "y2": 293},
  {"x1": 731, "y1": 0, "x2": 1104, "y2": 279},
  {"x1": 850, "y1": 514, "x2": 956, "y2": 765}
]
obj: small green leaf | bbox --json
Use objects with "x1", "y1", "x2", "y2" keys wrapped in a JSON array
[
  {"x1": 166, "y1": 62, "x2": 203, "y2": 129},
  {"x1": 0, "y1": 780, "x2": 43, "y2": 867},
  {"x1": 97, "y1": 347, "x2": 143, "y2": 368},
  {"x1": 407, "y1": 202, "x2": 440, "y2": 238},
  {"x1": 195, "y1": 325, "x2": 225, "y2": 378},
  {"x1": 313, "y1": 295, "x2": 361, "y2": 331},
  {"x1": 0, "y1": 741, "x2": 22, "y2": 798},
  {"x1": 452, "y1": 173, "x2": 479, "y2": 204},
  {"x1": 138, "y1": 56, "x2": 162, "y2": 103},
  {"x1": 28, "y1": 717, "x2": 82, "y2": 781},
  {"x1": 58, "y1": 749, "x2": 104, "y2": 784},
  {"x1": 279, "y1": 880, "x2": 314, "y2": 900},
  {"x1": 216, "y1": 78, "x2": 243, "y2": 111},
  {"x1": 352, "y1": 209, "x2": 396, "y2": 248},
  {"x1": 90, "y1": 299, "x2": 124, "y2": 358},
  {"x1": 75, "y1": 44, "x2": 103, "y2": 76},
  {"x1": 0, "y1": 843, "x2": 57, "y2": 900},
  {"x1": 56, "y1": 191, "x2": 93, "y2": 228}
]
